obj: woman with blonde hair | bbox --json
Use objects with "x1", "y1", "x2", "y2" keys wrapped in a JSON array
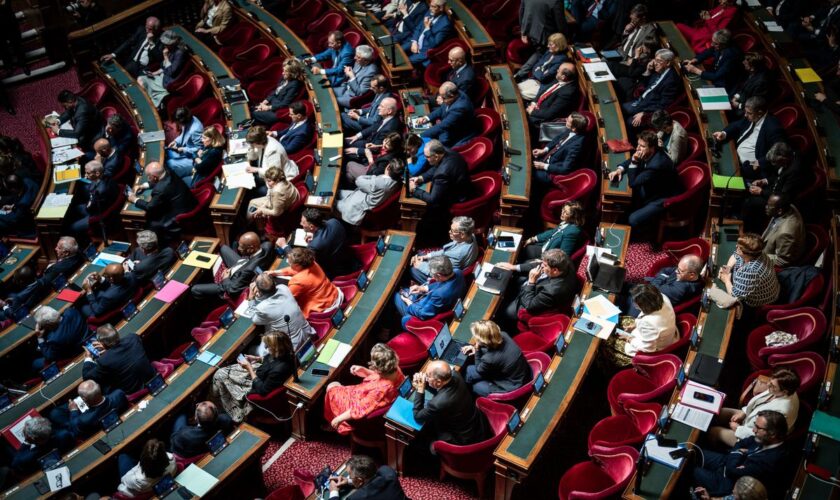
[
  {"x1": 252, "y1": 58, "x2": 306, "y2": 127},
  {"x1": 515, "y1": 32, "x2": 569, "y2": 101},
  {"x1": 323, "y1": 343, "x2": 406, "y2": 434},
  {"x1": 188, "y1": 126, "x2": 225, "y2": 187},
  {"x1": 247, "y1": 166, "x2": 299, "y2": 221},
  {"x1": 460, "y1": 320, "x2": 531, "y2": 396}
]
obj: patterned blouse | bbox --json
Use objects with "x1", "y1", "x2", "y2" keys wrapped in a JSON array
[{"x1": 731, "y1": 253, "x2": 780, "y2": 307}]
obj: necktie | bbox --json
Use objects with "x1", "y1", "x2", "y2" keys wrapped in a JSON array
[
  {"x1": 537, "y1": 83, "x2": 561, "y2": 107},
  {"x1": 588, "y1": 0, "x2": 602, "y2": 17},
  {"x1": 641, "y1": 70, "x2": 667, "y2": 99},
  {"x1": 736, "y1": 122, "x2": 756, "y2": 145}
]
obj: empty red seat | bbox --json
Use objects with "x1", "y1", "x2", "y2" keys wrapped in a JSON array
[
  {"x1": 80, "y1": 80, "x2": 109, "y2": 108},
  {"x1": 540, "y1": 170, "x2": 598, "y2": 226},
  {"x1": 606, "y1": 353, "x2": 682, "y2": 415},
  {"x1": 657, "y1": 161, "x2": 710, "y2": 243},
  {"x1": 450, "y1": 171, "x2": 502, "y2": 231},
  {"x1": 588, "y1": 400, "x2": 661, "y2": 452},
  {"x1": 452, "y1": 137, "x2": 493, "y2": 172},
  {"x1": 230, "y1": 43, "x2": 275, "y2": 79},
  {"x1": 746, "y1": 307, "x2": 826, "y2": 370},
  {"x1": 192, "y1": 98, "x2": 225, "y2": 130},
  {"x1": 513, "y1": 313, "x2": 571, "y2": 353},
  {"x1": 475, "y1": 107, "x2": 502, "y2": 141},
  {"x1": 558, "y1": 445, "x2": 639, "y2": 500}
]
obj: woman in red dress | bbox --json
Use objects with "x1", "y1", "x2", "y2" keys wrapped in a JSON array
[
  {"x1": 677, "y1": 0, "x2": 738, "y2": 52},
  {"x1": 324, "y1": 343, "x2": 405, "y2": 434}
]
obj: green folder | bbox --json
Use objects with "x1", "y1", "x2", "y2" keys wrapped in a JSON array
[
  {"x1": 712, "y1": 174, "x2": 746, "y2": 190},
  {"x1": 316, "y1": 339, "x2": 340, "y2": 364},
  {"x1": 809, "y1": 410, "x2": 840, "y2": 442}
]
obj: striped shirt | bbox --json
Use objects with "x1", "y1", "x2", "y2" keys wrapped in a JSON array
[{"x1": 732, "y1": 253, "x2": 780, "y2": 307}]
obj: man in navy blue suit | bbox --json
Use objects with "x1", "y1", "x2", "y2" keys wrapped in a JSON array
[
  {"x1": 713, "y1": 96, "x2": 786, "y2": 183},
  {"x1": 271, "y1": 102, "x2": 312, "y2": 156},
  {"x1": 66, "y1": 160, "x2": 119, "y2": 236},
  {"x1": 47, "y1": 380, "x2": 128, "y2": 439},
  {"x1": 622, "y1": 49, "x2": 680, "y2": 129},
  {"x1": 78, "y1": 263, "x2": 138, "y2": 318},
  {"x1": 683, "y1": 29, "x2": 742, "y2": 92},
  {"x1": 10, "y1": 417, "x2": 74, "y2": 475},
  {"x1": 408, "y1": 139, "x2": 473, "y2": 210},
  {"x1": 308, "y1": 31, "x2": 355, "y2": 87},
  {"x1": 526, "y1": 63, "x2": 580, "y2": 131},
  {"x1": 345, "y1": 97, "x2": 402, "y2": 153},
  {"x1": 276, "y1": 208, "x2": 361, "y2": 279},
  {"x1": 402, "y1": 0, "x2": 455, "y2": 66},
  {"x1": 609, "y1": 130, "x2": 681, "y2": 229},
  {"x1": 390, "y1": 0, "x2": 429, "y2": 44},
  {"x1": 417, "y1": 82, "x2": 476, "y2": 147},
  {"x1": 170, "y1": 401, "x2": 234, "y2": 458},
  {"x1": 82, "y1": 323, "x2": 156, "y2": 394},
  {"x1": 532, "y1": 112, "x2": 588, "y2": 184},
  {"x1": 341, "y1": 75, "x2": 394, "y2": 134},
  {"x1": 92, "y1": 138, "x2": 123, "y2": 179},
  {"x1": 444, "y1": 46, "x2": 475, "y2": 95},
  {"x1": 31, "y1": 305, "x2": 86, "y2": 371},
  {"x1": 394, "y1": 255, "x2": 465, "y2": 328}
]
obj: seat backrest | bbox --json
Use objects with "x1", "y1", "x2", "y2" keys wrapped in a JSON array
[
  {"x1": 800, "y1": 224, "x2": 829, "y2": 265},
  {"x1": 685, "y1": 133, "x2": 703, "y2": 163},
  {"x1": 662, "y1": 237, "x2": 710, "y2": 262},
  {"x1": 669, "y1": 108, "x2": 695, "y2": 131},
  {"x1": 351, "y1": 242, "x2": 378, "y2": 270},
  {"x1": 623, "y1": 400, "x2": 662, "y2": 435},
  {"x1": 632, "y1": 353, "x2": 682, "y2": 386},
  {"x1": 768, "y1": 307, "x2": 826, "y2": 339},
  {"x1": 525, "y1": 351, "x2": 551, "y2": 374},
  {"x1": 732, "y1": 32, "x2": 756, "y2": 52},
  {"x1": 475, "y1": 107, "x2": 501, "y2": 139},
  {"x1": 453, "y1": 137, "x2": 492, "y2": 172},
  {"x1": 767, "y1": 351, "x2": 826, "y2": 394},
  {"x1": 451, "y1": 172, "x2": 501, "y2": 212},
  {"x1": 81, "y1": 80, "x2": 108, "y2": 107},
  {"x1": 771, "y1": 104, "x2": 802, "y2": 129},
  {"x1": 590, "y1": 445, "x2": 639, "y2": 485},
  {"x1": 192, "y1": 98, "x2": 224, "y2": 128},
  {"x1": 471, "y1": 77, "x2": 490, "y2": 107},
  {"x1": 344, "y1": 29, "x2": 364, "y2": 48},
  {"x1": 476, "y1": 397, "x2": 516, "y2": 437}
]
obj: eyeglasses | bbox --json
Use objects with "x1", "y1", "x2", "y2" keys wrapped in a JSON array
[{"x1": 753, "y1": 423, "x2": 767, "y2": 431}]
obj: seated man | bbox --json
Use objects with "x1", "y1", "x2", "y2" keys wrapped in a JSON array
[
  {"x1": 0, "y1": 237, "x2": 83, "y2": 314},
  {"x1": 92, "y1": 138, "x2": 124, "y2": 179},
  {"x1": 252, "y1": 58, "x2": 305, "y2": 127},
  {"x1": 345, "y1": 97, "x2": 402, "y2": 155},
  {"x1": 571, "y1": 0, "x2": 619, "y2": 42},
  {"x1": 78, "y1": 263, "x2": 138, "y2": 318},
  {"x1": 651, "y1": 110, "x2": 688, "y2": 166},
  {"x1": 621, "y1": 49, "x2": 680, "y2": 129},
  {"x1": 526, "y1": 62, "x2": 580, "y2": 131},
  {"x1": 401, "y1": 0, "x2": 454, "y2": 67},
  {"x1": 0, "y1": 174, "x2": 39, "y2": 238},
  {"x1": 49, "y1": 89, "x2": 102, "y2": 151},
  {"x1": 99, "y1": 16, "x2": 162, "y2": 77},
  {"x1": 334, "y1": 45, "x2": 380, "y2": 109},
  {"x1": 411, "y1": 360, "x2": 490, "y2": 446},
  {"x1": 0, "y1": 267, "x2": 34, "y2": 319},
  {"x1": 306, "y1": 30, "x2": 355, "y2": 87},
  {"x1": 48, "y1": 380, "x2": 128, "y2": 439},
  {"x1": 532, "y1": 112, "x2": 587, "y2": 184},
  {"x1": 410, "y1": 216, "x2": 479, "y2": 283},
  {"x1": 270, "y1": 101, "x2": 313, "y2": 157},
  {"x1": 10, "y1": 417, "x2": 74, "y2": 475},
  {"x1": 742, "y1": 142, "x2": 807, "y2": 234},
  {"x1": 683, "y1": 29, "x2": 742, "y2": 91},
  {"x1": 93, "y1": 114, "x2": 135, "y2": 160},
  {"x1": 394, "y1": 255, "x2": 464, "y2": 328},
  {"x1": 407, "y1": 139, "x2": 473, "y2": 210},
  {"x1": 608, "y1": 130, "x2": 682, "y2": 230},
  {"x1": 415, "y1": 81, "x2": 476, "y2": 147},
  {"x1": 712, "y1": 96, "x2": 785, "y2": 183},
  {"x1": 340, "y1": 75, "x2": 394, "y2": 134},
  {"x1": 31, "y1": 305, "x2": 87, "y2": 371},
  {"x1": 276, "y1": 208, "x2": 361, "y2": 279},
  {"x1": 82, "y1": 323, "x2": 156, "y2": 394},
  {"x1": 390, "y1": 0, "x2": 429, "y2": 45},
  {"x1": 444, "y1": 46, "x2": 475, "y2": 95},
  {"x1": 127, "y1": 161, "x2": 198, "y2": 241},
  {"x1": 498, "y1": 249, "x2": 577, "y2": 328},
  {"x1": 65, "y1": 160, "x2": 119, "y2": 236},
  {"x1": 191, "y1": 232, "x2": 274, "y2": 300},
  {"x1": 170, "y1": 401, "x2": 234, "y2": 458},
  {"x1": 125, "y1": 230, "x2": 177, "y2": 283},
  {"x1": 326, "y1": 455, "x2": 408, "y2": 499},
  {"x1": 629, "y1": 254, "x2": 704, "y2": 316},
  {"x1": 246, "y1": 272, "x2": 313, "y2": 351},
  {"x1": 762, "y1": 194, "x2": 805, "y2": 267},
  {"x1": 692, "y1": 410, "x2": 788, "y2": 496}
]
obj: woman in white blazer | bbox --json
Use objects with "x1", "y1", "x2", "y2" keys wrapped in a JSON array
[
  {"x1": 244, "y1": 126, "x2": 299, "y2": 196},
  {"x1": 709, "y1": 367, "x2": 800, "y2": 447},
  {"x1": 604, "y1": 284, "x2": 677, "y2": 368}
]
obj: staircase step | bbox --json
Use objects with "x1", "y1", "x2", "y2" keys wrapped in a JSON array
[
  {"x1": 0, "y1": 47, "x2": 46, "y2": 67},
  {"x1": 21, "y1": 28, "x2": 38, "y2": 41},
  {"x1": 1, "y1": 61, "x2": 66, "y2": 85}
]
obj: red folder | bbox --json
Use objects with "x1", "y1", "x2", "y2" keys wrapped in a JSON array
[
  {"x1": 56, "y1": 289, "x2": 82, "y2": 303},
  {"x1": 2, "y1": 409, "x2": 42, "y2": 450}
]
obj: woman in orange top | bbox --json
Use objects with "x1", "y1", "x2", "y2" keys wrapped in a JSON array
[
  {"x1": 324, "y1": 343, "x2": 405, "y2": 434},
  {"x1": 274, "y1": 247, "x2": 340, "y2": 317}
]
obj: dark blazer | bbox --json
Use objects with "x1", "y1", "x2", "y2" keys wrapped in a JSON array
[
  {"x1": 358, "y1": 116, "x2": 402, "y2": 146},
  {"x1": 39, "y1": 307, "x2": 87, "y2": 362},
  {"x1": 404, "y1": 13, "x2": 454, "y2": 53},
  {"x1": 7, "y1": 254, "x2": 84, "y2": 312},
  {"x1": 75, "y1": 177, "x2": 119, "y2": 216},
  {"x1": 80, "y1": 273, "x2": 138, "y2": 317},
  {"x1": 82, "y1": 333, "x2": 156, "y2": 394},
  {"x1": 546, "y1": 132, "x2": 585, "y2": 175},
  {"x1": 413, "y1": 149, "x2": 473, "y2": 208},
  {"x1": 471, "y1": 332, "x2": 532, "y2": 393},
  {"x1": 519, "y1": 0, "x2": 567, "y2": 46},
  {"x1": 647, "y1": 266, "x2": 704, "y2": 308},
  {"x1": 95, "y1": 125, "x2": 136, "y2": 160},
  {"x1": 276, "y1": 120, "x2": 313, "y2": 155},
  {"x1": 627, "y1": 68, "x2": 681, "y2": 113},
  {"x1": 267, "y1": 79, "x2": 303, "y2": 111},
  {"x1": 346, "y1": 466, "x2": 408, "y2": 500},
  {"x1": 422, "y1": 91, "x2": 476, "y2": 147},
  {"x1": 447, "y1": 64, "x2": 476, "y2": 95},
  {"x1": 58, "y1": 96, "x2": 102, "y2": 151},
  {"x1": 134, "y1": 168, "x2": 198, "y2": 230},
  {"x1": 308, "y1": 218, "x2": 361, "y2": 279},
  {"x1": 113, "y1": 26, "x2": 163, "y2": 74},
  {"x1": 100, "y1": 151, "x2": 124, "y2": 179},
  {"x1": 128, "y1": 247, "x2": 176, "y2": 282},
  {"x1": 523, "y1": 51, "x2": 567, "y2": 84},
  {"x1": 162, "y1": 47, "x2": 189, "y2": 88},
  {"x1": 735, "y1": 70, "x2": 771, "y2": 109},
  {"x1": 0, "y1": 176, "x2": 37, "y2": 237},
  {"x1": 764, "y1": 154, "x2": 808, "y2": 199},
  {"x1": 413, "y1": 371, "x2": 489, "y2": 445},
  {"x1": 767, "y1": 0, "x2": 802, "y2": 27},
  {"x1": 313, "y1": 41, "x2": 355, "y2": 86},
  {"x1": 529, "y1": 81, "x2": 579, "y2": 126},
  {"x1": 723, "y1": 114, "x2": 785, "y2": 170},
  {"x1": 170, "y1": 414, "x2": 234, "y2": 457},
  {"x1": 190, "y1": 146, "x2": 224, "y2": 186},
  {"x1": 367, "y1": 151, "x2": 405, "y2": 177},
  {"x1": 249, "y1": 354, "x2": 295, "y2": 396},
  {"x1": 516, "y1": 258, "x2": 577, "y2": 314},
  {"x1": 532, "y1": 222, "x2": 583, "y2": 257},
  {"x1": 695, "y1": 46, "x2": 742, "y2": 91},
  {"x1": 391, "y1": 0, "x2": 428, "y2": 41},
  {"x1": 65, "y1": 390, "x2": 128, "y2": 438},
  {"x1": 220, "y1": 241, "x2": 275, "y2": 296},
  {"x1": 702, "y1": 437, "x2": 788, "y2": 496},
  {"x1": 11, "y1": 431, "x2": 75, "y2": 475},
  {"x1": 621, "y1": 150, "x2": 681, "y2": 204}
]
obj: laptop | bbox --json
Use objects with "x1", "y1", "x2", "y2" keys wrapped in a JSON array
[
  {"x1": 356, "y1": 272, "x2": 369, "y2": 292},
  {"x1": 145, "y1": 373, "x2": 167, "y2": 397},
  {"x1": 176, "y1": 241, "x2": 191, "y2": 260},
  {"x1": 38, "y1": 449, "x2": 63, "y2": 471},
  {"x1": 100, "y1": 409, "x2": 121, "y2": 432},
  {"x1": 219, "y1": 307, "x2": 235, "y2": 328},
  {"x1": 40, "y1": 363, "x2": 60, "y2": 383},
  {"x1": 151, "y1": 270, "x2": 167, "y2": 290},
  {"x1": 587, "y1": 254, "x2": 626, "y2": 294},
  {"x1": 182, "y1": 343, "x2": 199, "y2": 364},
  {"x1": 207, "y1": 430, "x2": 228, "y2": 456},
  {"x1": 428, "y1": 324, "x2": 467, "y2": 366}
]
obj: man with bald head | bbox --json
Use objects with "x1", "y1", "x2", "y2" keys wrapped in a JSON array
[
  {"x1": 412, "y1": 359, "x2": 490, "y2": 447},
  {"x1": 66, "y1": 160, "x2": 119, "y2": 236},
  {"x1": 170, "y1": 401, "x2": 233, "y2": 457},
  {"x1": 444, "y1": 46, "x2": 475, "y2": 95},
  {"x1": 345, "y1": 96, "x2": 402, "y2": 155},
  {"x1": 127, "y1": 161, "x2": 197, "y2": 240},
  {"x1": 629, "y1": 254, "x2": 704, "y2": 316},
  {"x1": 48, "y1": 379, "x2": 128, "y2": 438},
  {"x1": 92, "y1": 137, "x2": 122, "y2": 179},
  {"x1": 191, "y1": 231, "x2": 274, "y2": 300},
  {"x1": 527, "y1": 62, "x2": 580, "y2": 131},
  {"x1": 100, "y1": 16, "x2": 162, "y2": 77},
  {"x1": 416, "y1": 81, "x2": 476, "y2": 147},
  {"x1": 78, "y1": 263, "x2": 138, "y2": 317}
]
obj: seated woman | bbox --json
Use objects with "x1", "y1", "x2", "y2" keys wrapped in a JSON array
[
  {"x1": 324, "y1": 343, "x2": 405, "y2": 433},
  {"x1": 251, "y1": 58, "x2": 305, "y2": 127},
  {"x1": 116, "y1": 439, "x2": 178, "y2": 498},
  {"x1": 519, "y1": 201, "x2": 584, "y2": 261},
  {"x1": 676, "y1": 0, "x2": 738, "y2": 52},
  {"x1": 244, "y1": 126, "x2": 299, "y2": 196},
  {"x1": 246, "y1": 166, "x2": 299, "y2": 226},
  {"x1": 603, "y1": 284, "x2": 677, "y2": 368},
  {"x1": 410, "y1": 215, "x2": 480, "y2": 283},
  {"x1": 272, "y1": 248, "x2": 341, "y2": 317},
  {"x1": 462, "y1": 320, "x2": 532, "y2": 397},
  {"x1": 515, "y1": 32, "x2": 569, "y2": 101},
  {"x1": 211, "y1": 331, "x2": 296, "y2": 422},
  {"x1": 187, "y1": 126, "x2": 225, "y2": 187},
  {"x1": 345, "y1": 132, "x2": 406, "y2": 185},
  {"x1": 405, "y1": 133, "x2": 431, "y2": 177},
  {"x1": 718, "y1": 233, "x2": 780, "y2": 309},
  {"x1": 337, "y1": 158, "x2": 404, "y2": 226},
  {"x1": 137, "y1": 30, "x2": 187, "y2": 108},
  {"x1": 708, "y1": 367, "x2": 800, "y2": 447}
]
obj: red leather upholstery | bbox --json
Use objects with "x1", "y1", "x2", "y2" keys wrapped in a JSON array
[
  {"x1": 558, "y1": 444, "x2": 639, "y2": 500},
  {"x1": 80, "y1": 80, "x2": 109, "y2": 108},
  {"x1": 657, "y1": 161, "x2": 710, "y2": 243},
  {"x1": 540, "y1": 170, "x2": 598, "y2": 225},
  {"x1": 669, "y1": 108, "x2": 696, "y2": 132},
  {"x1": 191, "y1": 98, "x2": 225, "y2": 130},
  {"x1": 648, "y1": 313, "x2": 696, "y2": 355},
  {"x1": 351, "y1": 242, "x2": 378, "y2": 271},
  {"x1": 343, "y1": 29, "x2": 364, "y2": 48},
  {"x1": 513, "y1": 313, "x2": 571, "y2": 353},
  {"x1": 338, "y1": 283, "x2": 357, "y2": 309},
  {"x1": 755, "y1": 274, "x2": 824, "y2": 320},
  {"x1": 230, "y1": 43, "x2": 275, "y2": 79},
  {"x1": 487, "y1": 352, "x2": 552, "y2": 408},
  {"x1": 684, "y1": 133, "x2": 704, "y2": 163},
  {"x1": 470, "y1": 77, "x2": 490, "y2": 108},
  {"x1": 217, "y1": 23, "x2": 257, "y2": 60},
  {"x1": 588, "y1": 400, "x2": 661, "y2": 451},
  {"x1": 450, "y1": 171, "x2": 502, "y2": 230},
  {"x1": 606, "y1": 353, "x2": 682, "y2": 415},
  {"x1": 247, "y1": 386, "x2": 288, "y2": 425},
  {"x1": 165, "y1": 74, "x2": 209, "y2": 115},
  {"x1": 475, "y1": 107, "x2": 502, "y2": 141},
  {"x1": 772, "y1": 104, "x2": 803, "y2": 129},
  {"x1": 423, "y1": 61, "x2": 451, "y2": 91},
  {"x1": 741, "y1": 351, "x2": 826, "y2": 400},
  {"x1": 387, "y1": 318, "x2": 444, "y2": 371},
  {"x1": 746, "y1": 307, "x2": 826, "y2": 369},
  {"x1": 800, "y1": 224, "x2": 829, "y2": 266},
  {"x1": 453, "y1": 137, "x2": 493, "y2": 172}
]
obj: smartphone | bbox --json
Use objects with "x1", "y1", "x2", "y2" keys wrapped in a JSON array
[
  {"x1": 93, "y1": 439, "x2": 112, "y2": 454},
  {"x1": 669, "y1": 448, "x2": 690, "y2": 459},
  {"x1": 237, "y1": 354, "x2": 246, "y2": 364},
  {"x1": 693, "y1": 391, "x2": 715, "y2": 403},
  {"x1": 317, "y1": 191, "x2": 334, "y2": 197},
  {"x1": 312, "y1": 367, "x2": 330, "y2": 376}
]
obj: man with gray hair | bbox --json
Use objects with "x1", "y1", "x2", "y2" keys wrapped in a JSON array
[
  {"x1": 83, "y1": 323, "x2": 156, "y2": 394},
  {"x1": 31, "y1": 305, "x2": 87, "y2": 371},
  {"x1": 712, "y1": 96, "x2": 785, "y2": 183},
  {"x1": 401, "y1": 0, "x2": 455, "y2": 66},
  {"x1": 125, "y1": 229, "x2": 176, "y2": 282},
  {"x1": 48, "y1": 379, "x2": 128, "y2": 439},
  {"x1": 345, "y1": 96, "x2": 401, "y2": 154},
  {"x1": 245, "y1": 272, "x2": 313, "y2": 350},
  {"x1": 66, "y1": 159, "x2": 119, "y2": 236},
  {"x1": 622, "y1": 48, "x2": 681, "y2": 128},
  {"x1": 410, "y1": 216, "x2": 479, "y2": 282},
  {"x1": 683, "y1": 29, "x2": 741, "y2": 90},
  {"x1": 415, "y1": 81, "x2": 476, "y2": 147},
  {"x1": 628, "y1": 254, "x2": 704, "y2": 316},
  {"x1": 127, "y1": 161, "x2": 197, "y2": 240},
  {"x1": 6, "y1": 237, "x2": 85, "y2": 315},
  {"x1": 10, "y1": 416, "x2": 74, "y2": 474},
  {"x1": 100, "y1": 16, "x2": 162, "y2": 77},
  {"x1": 335, "y1": 45, "x2": 380, "y2": 109},
  {"x1": 394, "y1": 255, "x2": 465, "y2": 328}
]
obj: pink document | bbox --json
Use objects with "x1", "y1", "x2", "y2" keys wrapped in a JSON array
[{"x1": 155, "y1": 280, "x2": 189, "y2": 303}]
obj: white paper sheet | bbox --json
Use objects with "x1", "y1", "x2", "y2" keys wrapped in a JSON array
[
  {"x1": 671, "y1": 403, "x2": 715, "y2": 431},
  {"x1": 680, "y1": 380, "x2": 725, "y2": 414},
  {"x1": 50, "y1": 137, "x2": 78, "y2": 148},
  {"x1": 643, "y1": 434, "x2": 686, "y2": 469},
  {"x1": 46, "y1": 466, "x2": 72, "y2": 492},
  {"x1": 583, "y1": 294, "x2": 622, "y2": 319},
  {"x1": 583, "y1": 62, "x2": 616, "y2": 82}
]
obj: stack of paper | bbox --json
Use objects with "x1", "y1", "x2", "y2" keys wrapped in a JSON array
[
  {"x1": 197, "y1": 351, "x2": 222, "y2": 366},
  {"x1": 292, "y1": 228, "x2": 311, "y2": 247},
  {"x1": 138, "y1": 130, "x2": 165, "y2": 143},
  {"x1": 228, "y1": 137, "x2": 249, "y2": 156},
  {"x1": 696, "y1": 88, "x2": 732, "y2": 111},
  {"x1": 763, "y1": 21, "x2": 784, "y2": 32},
  {"x1": 52, "y1": 148, "x2": 84, "y2": 165},
  {"x1": 92, "y1": 252, "x2": 125, "y2": 266},
  {"x1": 316, "y1": 339, "x2": 352, "y2": 368},
  {"x1": 583, "y1": 294, "x2": 621, "y2": 321},
  {"x1": 36, "y1": 193, "x2": 74, "y2": 219},
  {"x1": 53, "y1": 163, "x2": 82, "y2": 183},
  {"x1": 50, "y1": 137, "x2": 77, "y2": 148},
  {"x1": 672, "y1": 380, "x2": 726, "y2": 430},
  {"x1": 234, "y1": 299, "x2": 258, "y2": 319},
  {"x1": 577, "y1": 312, "x2": 616, "y2": 339},
  {"x1": 222, "y1": 162, "x2": 256, "y2": 189},
  {"x1": 643, "y1": 434, "x2": 686, "y2": 469},
  {"x1": 583, "y1": 62, "x2": 616, "y2": 82},
  {"x1": 322, "y1": 132, "x2": 344, "y2": 148}
]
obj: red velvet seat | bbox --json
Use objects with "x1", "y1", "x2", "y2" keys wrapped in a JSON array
[
  {"x1": 799, "y1": 224, "x2": 829, "y2": 266},
  {"x1": 453, "y1": 137, "x2": 493, "y2": 172},
  {"x1": 351, "y1": 242, "x2": 378, "y2": 272},
  {"x1": 588, "y1": 400, "x2": 661, "y2": 452},
  {"x1": 343, "y1": 29, "x2": 364, "y2": 48},
  {"x1": 348, "y1": 404, "x2": 390, "y2": 456},
  {"x1": 265, "y1": 184, "x2": 308, "y2": 240},
  {"x1": 423, "y1": 60, "x2": 451, "y2": 92},
  {"x1": 230, "y1": 43, "x2": 275, "y2": 79},
  {"x1": 787, "y1": 128, "x2": 815, "y2": 157},
  {"x1": 755, "y1": 273, "x2": 824, "y2": 320},
  {"x1": 450, "y1": 171, "x2": 502, "y2": 231},
  {"x1": 360, "y1": 189, "x2": 401, "y2": 236},
  {"x1": 732, "y1": 32, "x2": 757, "y2": 52},
  {"x1": 740, "y1": 351, "x2": 827, "y2": 402},
  {"x1": 175, "y1": 184, "x2": 215, "y2": 235},
  {"x1": 606, "y1": 353, "x2": 682, "y2": 416},
  {"x1": 648, "y1": 313, "x2": 696, "y2": 356},
  {"x1": 656, "y1": 161, "x2": 710, "y2": 243},
  {"x1": 470, "y1": 77, "x2": 490, "y2": 108},
  {"x1": 217, "y1": 23, "x2": 257, "y2": 61},
  {"x1": 241, "y1": 60, "x2": 285, "y2": 86},
  {"x1": 684, "y1": 132, "x2": 704, "y2": 163},
  {"x1": 99, "y1": 106, "x2": 121, "y2": 124},
  {"x1": 513, "y1": 314, "x2": 571, "y2": 353},
  {"x1": 540, "y1": 170, "x2": 598, "y2": 226},
  {"x1": 387, "y1": 318, "x2": 443, "y2": 372},
  {"x1": 286, "y1": 0, "x2": 326, "y2": 33},
  {"x1": 165, "y1": 74, "x2": 210, "y2": 115},
  {"x1": 304, "y1": 12, "x2": 346, "y2": 50},
  {"x1": 772, "y1": 104, "x2": 803, "y2": 129},
  {"x1": 745, "y1": 307, "x2": 826, "y2": 370},
  {"x1": 174, "y1": 452, "x2": 205, "y2": 471},
  {"x1": 557, "y1": 444, "x2": 639, "y2": 500},
  {"x1": 670, "y1": 107, "x2": 696, "y2": 132},
  {"x1": 475, "y1": 107, "x2": 502, "y2": 141},
  {"x1": 794, "y1": 164, "x2": 825, "y2": 210},
  {"x1": 191, "y1": 98, "x2": 225, "y2": 130},
  {"x1": 487, "y1": 352, "x2": 552, "y2": 408},
  {"x1": 425, "y1": 38, "x2": 468, "y2": 68},
  {"x1": 768, "y1": 78, "x2": 793, "y2": 108},
  {"x1": 338, "y1": 283, "x2": 357, "y2": 309},
  {"x1": 310, "y1": 320, "x2": 332, "y2": 342},
  {"x1": 80, "y1": 80, "x2": 109, "y2": 108},
  {"x1": 432, "y1": 398, "x2": 516, "y2": 498},
  {"x1": 247, "y1": 386, "x2": 288, "y2": 425},
  {"x1": 505, "y1": 37, "x2": 534, "y2": 66}
]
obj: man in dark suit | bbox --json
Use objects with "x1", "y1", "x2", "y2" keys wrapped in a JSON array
[
  {"x1": 345, "y1": 97, "x2": 401, "y2": 152},
  {"x1": 532, "y1": 112, "x2": 587, "y2": 184},
  {"x1": 683, "y1": 29, "x2": 742, "y2": 91},
  {"x1": 498, "y1": 249, "x2": 577, "y2": 329},
  {"x1": 692, "y1": 410, "x2": 789, "y2": 496},
  {"x1": 622, "y1": 49, "x2": 680, "y2": 129},
  {"x1": 731, "y1": 52, "x2": 771, "y2": 114},
  {"x1": 0, "y1": 237, "x2": 83, "y2": 314},
  {"x1": 170, "y1": 401, "x2": 234, "y2": 458},
  {"x1": 394, "y1": 256, "x2": 465, "y2": 328},
  {"x1": 191, "y1": 232, "x2": 274, "y2": 300},
  {"x1": 31, "y1": 305, "x2": 86, "y2": 371},
  {"x1": 307, "y1": 30, "x2": 355, "y2": 87},
  {"x1": 48, "y1": 380, "x2": 128, "y2": 439},
  {"x1": 92, "y1": 114, "x2": 136, "y2": 160},
  {"x1": 78, "y1": 263, "x2": 138, "y2": 318},
  {"x1": 628, "y1": 254, "x2": 704, "y2": 316},
  {"x1": 251, "y1": 59, "x2": 305, "y2": 127},
  {"x1": 50, "y1": 90, "x2": 102, "y2": 152},
  {"x1": 99, "y1": 16, "x2": 163, "y2": 77},
  {"x1": 272, "y1": 101, "x2": 312, "y2": 155},
  {"x1": 390, "y1": 0, "x2": 429, "y2": 44},
  {"x1": 742, "y1": 142, "x2": 808, "y2": 233},
  {"x1": 67, "y1": 160, "x2": 119, "y2": 236},
  {"x1": 92, "y1": 138, "x2": 124, "y2": 179},
  {"x1": 412, "y1": 360, "x2": 490, "y2": 446},
  {"x1": 408, "y1": 139, "x2": 473, "y2": 210},
  {"x1": 126, "y1": 230, "x2": 176, "y2": 283},
  {"x1": 610, "y1": 131, "x2": 681, "y2": 230},
  {"x1": 327, "y1": 455, "x2": 407, "y2": 500},
  {"x1": 519, "y1": 0, "x2": 568, "y2": 49},
  {"x1": 127, "y1": 161, "x2": 198, "y2": 240},
  {"x1": 82, "y1": 323, "x2": 156, "y2": 394},
  {"x1": 276, "y1": 208, "x2": 360, "y2": 279},
  {"x1": 341, "y1": 75, "x2": 394, "y2": 133},
  {"x1": 445, "y1": 46, "x2": 475, "y2": 95},
  {"x1": 526, "y1": 63, "x2": 580, "y2": 131},
  {"x1": 572, "y1": 0, "x2": 618, "y2": 42},
  {"x1": 401, "y1": 0, "x2": 455, "y2": 66},
  {"x1": 418, "y1": 82, "x2": 476, "y2": 147},
  {"x1": 714, "y1": 96, "x2": 786, "y2": 183},
  {"x1": 10, "y1": 417, "x2": 74, "y2": 475}
]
